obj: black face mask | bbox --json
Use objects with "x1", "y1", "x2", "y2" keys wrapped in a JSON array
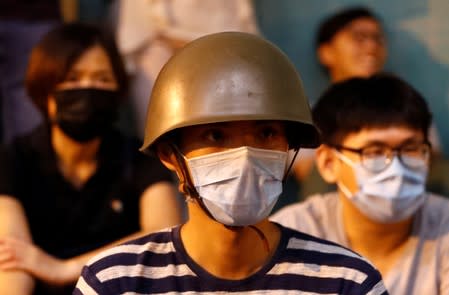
[{"x1": 52, "y1": 88, "x2": 119, "y2": 142}]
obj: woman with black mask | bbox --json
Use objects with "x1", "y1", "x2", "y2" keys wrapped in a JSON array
[{"x1": 0, "y1": 23, "x2": 183, "y2": 294}]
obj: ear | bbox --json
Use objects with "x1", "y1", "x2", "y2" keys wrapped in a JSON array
[
  {"x1": 156, "y1": 142, "x2": 179, "y2": 172},
  {"x1": 317, "y1": 43, "x2": 335, "y2": 68},
  {"x1": 155, "y1": 142, "x2": 188, "y2": 192},
  {"x1": 315, "y1": 144, "x2": 339, "y2": 183},
  {"x1": 47, "y1": 96, "x2": 57, "y2": 119}
]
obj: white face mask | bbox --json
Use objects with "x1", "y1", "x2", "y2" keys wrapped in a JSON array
[
  {"x1": 185, "y1": 146, "x2": 287, "y2": 226},
  {"x1": 335, "y1": 151, "x2": 428, "y2": 223}
]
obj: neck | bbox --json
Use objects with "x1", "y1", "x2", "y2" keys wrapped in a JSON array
[
  {"x1": 51, "y1": 125, "x2": 100, "y2": 188},
  {"x1": 330, "y1": 71, "x2": 350, "y2": 83},
  {"x1": 181, "y1": 202, "x2": 280, "y2": 279}
]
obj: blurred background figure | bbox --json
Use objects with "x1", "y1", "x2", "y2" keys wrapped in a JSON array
[
  {"x1": 295, "y1": 7, "x2": 387, "y2": 189},
  {"x1": 0, "y1": 23, "x2": 183, "y2": 295},
  {"x1": 116, "y1": 0, "x2": 260, "y2": 137},
  {"x1": 279, "y1": 7, "x2": 389, "y2": 209},
  {"x1": 315, "y1": 7, "x2": 387, "y2": 83}
]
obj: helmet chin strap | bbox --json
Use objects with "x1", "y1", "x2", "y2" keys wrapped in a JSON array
[
  {"x1": 169, "y1": 143, "x2": 218, "y2": 222},
  {"x1": 170, "y1": 143, "x2": 272, "y2": 253},
  {"x1": 283, "y1": 147, "x2": 300, "y2": 183}
]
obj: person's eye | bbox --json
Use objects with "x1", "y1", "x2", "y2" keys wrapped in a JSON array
[
  {"x1": 373, "y1": 34, "x2": 386, "y2": 45},
  {"x1": 350, "y1": 31, "x2": 366, "y2": 43},
  {"x1": 401, "y1": 144, "x2": 429, "y2": 158},
  {"x1": 261, "y1": 127, "x2": 275, "y2": 139},
  {"x1": 363, "y1": 145, "x2": 387, "y2": 158},
  {"x1": 64, "y1": 72, "x2": 80, "y2": 82},
  {"x1": 97, "y1": 74, "x2": 114, "y2": 83},
  {"x1": 204, "y1": 129, "x2": 225, "y2": 144}
]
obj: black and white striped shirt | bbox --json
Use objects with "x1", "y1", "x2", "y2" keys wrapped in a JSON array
[{"x1": 74, "y1": 224, "x2": 388, "y2": 294}]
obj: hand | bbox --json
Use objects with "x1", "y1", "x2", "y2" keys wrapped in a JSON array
[{"x1": 0, "y1": 237, "x2": 80, "y2": 286}]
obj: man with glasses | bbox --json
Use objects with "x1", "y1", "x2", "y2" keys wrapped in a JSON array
[
  {"x1": 316, "y1": 6, "x2": 386, "y2": 83},
  {"x1": 272, "y1": 74, "x2": 449, "y2": 295}
]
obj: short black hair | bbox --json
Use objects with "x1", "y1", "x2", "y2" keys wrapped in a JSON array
[
  {"x1": 316, "y1": 6, "x2": 381, "y2": 49},
  {"x1": 26, "y1": 22, "x2": 128, "y2": 118},
  {"x1": 312, "y1": 73, "x2": 432, "y2": 145}
]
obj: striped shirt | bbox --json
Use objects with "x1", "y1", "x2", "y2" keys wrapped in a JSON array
[{"x1": 74, "y1": 224, "x2": 388, "y2": 294}]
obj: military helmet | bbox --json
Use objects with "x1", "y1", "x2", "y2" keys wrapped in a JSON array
[{"x1": 140, "y1": 32, "x2": 320, "y2": 153}]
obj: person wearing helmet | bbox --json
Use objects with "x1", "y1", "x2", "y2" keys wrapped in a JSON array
[{"x1": 74, "y1": 32, "x2": 388, "y2": 294}]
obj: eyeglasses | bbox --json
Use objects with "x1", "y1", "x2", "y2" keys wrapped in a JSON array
[
  {"x1": 330, "y1": 142, "x2": 431, "y2": 173},
  {"x1": 348, "y1": 29, "x2": 386, "y2": 46}
]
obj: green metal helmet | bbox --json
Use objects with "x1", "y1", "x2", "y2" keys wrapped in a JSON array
[{"x1": 140, "y1": 32, "x2": 320, "y2": 153}]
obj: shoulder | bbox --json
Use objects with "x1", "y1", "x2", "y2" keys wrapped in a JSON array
[
  {"x1": 7, "y1": 124, "x2": 50, "y2": 156},
  {"x1": 75, "y1": 227, "x2": 181, "y2": 294},
  {"x1": 84, "y1": 227, "x2": 176, "y2": 274},
  {"x1": 419, "y1": 193, "x2": 449, "y2": 238},
  {"x1": 270, "y1": 192, "x2": 338, "y2": 229},
  {"x1": 424, "y1": 193, "x2": 449, "y2": 213},
  {"x1": 277, "y1": 225, "x2": 388, "y2": 294},
  {"x1": 273, "y1": 192, "x2": 338, "y2": 217},
  {"x1": 103, "y1": 130, "x2": 174, "y2": 185}
]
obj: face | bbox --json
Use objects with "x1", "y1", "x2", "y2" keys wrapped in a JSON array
[
  {"x1": 178, "y1": 120, "x2": 288, "y2": 159},
  {"x1": 318, "y1": 17, "x2": 387, "y2": 82},
  {"x1": 326, "y1": 126, "x2": 427, "y2": 193},
  {"x1": 57, "y1": 45, "x2": 118, "y2": 91},
  {"x1": 47, "y1": 45, "x2": 118, "y2": 118}
]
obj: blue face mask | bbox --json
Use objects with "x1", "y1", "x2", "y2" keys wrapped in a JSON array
[
  {"x1": 335, "y1": 151, "x2": 428, "y2": 223},
  {"x1": 185, "y1": 146, "x2": 287, "y2": 226}
]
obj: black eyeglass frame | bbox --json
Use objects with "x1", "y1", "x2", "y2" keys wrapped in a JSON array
[{"x1": 329, "y1": 141, "x2": 432, "y2": 173}]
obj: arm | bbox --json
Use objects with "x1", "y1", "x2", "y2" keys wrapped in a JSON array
[
  {"x1": 139, "y1": 181, "x2": 184, "y2": 232},
  {"x1": 0, "y1": 181, "x2": 183, "y2": 286},
  {"x1": 0, "y1": 196, "x2": 34, "y2": 295},
  {"x1": 73, "y1": 183, "x2": 182, "y2": 294},
  {"x1": 68, "y1": 180, "x2": 182, "y2": 272}
]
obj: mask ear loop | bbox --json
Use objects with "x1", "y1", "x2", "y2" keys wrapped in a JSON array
[
  {"x1": 332, "y1": 149, "x2": 357, "y2": 199},
  {"x1": 169, "y1": 143, "x2": 218, "y2": 221},
  {"x1": 282, "y1": 147, "x2": 300, "y2": 183}
]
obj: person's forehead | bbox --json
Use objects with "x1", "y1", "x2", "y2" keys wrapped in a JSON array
[
  {"x1": 69, "y1": 45, "x2": 113, "y2": 71},
  {"x1": 341, "y1": 126, "x2": 424, "y2": 147}
]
